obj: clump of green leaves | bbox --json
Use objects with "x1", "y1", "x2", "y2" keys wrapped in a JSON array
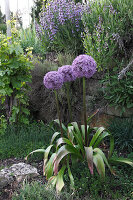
[
  {"x1": 102, "y1": 71, "x2": 133, "y2": 115},
  {"x1": 0, "y1": 35, "x2": 33, "y2": 132},
  {"x1": 108, "y1": 117, "x2": 133, "y2": 153},
  {"x1": 19, "y1": 26, "x2": 46, "y2": 57}
]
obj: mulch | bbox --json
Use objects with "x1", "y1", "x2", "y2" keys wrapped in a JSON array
[{"x1": 0, "y1": 158, "x2": 45, "y2": 200}]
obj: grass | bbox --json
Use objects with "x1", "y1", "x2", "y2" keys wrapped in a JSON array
[{"x1": 0, "y1": 121, "x2": 53, "y2": 160}]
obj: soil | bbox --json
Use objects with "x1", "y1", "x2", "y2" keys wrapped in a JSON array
[{"x1": 0, "y1": 158, "x2": 45, "y2": 200}]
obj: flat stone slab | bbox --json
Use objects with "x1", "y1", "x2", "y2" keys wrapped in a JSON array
[{"x1": 0, "y1": 162, "x2": 39, "y2": 189}]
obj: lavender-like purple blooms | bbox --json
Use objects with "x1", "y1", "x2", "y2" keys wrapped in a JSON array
[
  {"x1": 36, "y1": 0, "x2": 89, "y2": 41},
  {"x1": 43, "y1": 71, "x2": 63, "y2": 90},
  {"x1": 58, "y1": 65, "x2": 76, "y2": 82},
  {"x1": 72, "y1": 55, "x2": 97, "y2": 79}
]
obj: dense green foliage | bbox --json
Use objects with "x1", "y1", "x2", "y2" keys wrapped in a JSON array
[
  {"x1": 0, "y1": 122, "x2": 53, "y2": 159},
  {"x1": 19, "y1": 26, "x2": 45, "y2": 57},
  {"x1": 68, "y1": 162, "x2": 133, "y2": 199},
  {"x1": 31, "y1": 0, "x2": 44, "y2": 22},
  {"x1": 102, "y1": 71, "x2": 133, "y2": 115},
  {"x1": 82, "y1": 0, "x2": 133, "y2": 112},
  {"x1": 0, "y1": 35, "x2": 33, "y2": 131},
  {"x1": 82, "y1": 0, "x2": 133, "y2": 71},
  {"x1": 108, "y1": 117, "x2": 133, "y2": 153},
  {"x1": 0, "y1": 9, "x2": 6, "y2": 33}
]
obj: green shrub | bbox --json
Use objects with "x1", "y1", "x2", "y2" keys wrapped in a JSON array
[
  {"x1": 0, "y1": 23, "x2": 6, "y2": 34},
  {"x1": 0, "y1": 122, "x2": 53, "y2": 159},
  {"x1": 19, "y1": 26, "x2": 46, "y2": 57},
  {"x1": 82, "y1": 0, "x2": 133, "y2": 71},
  {"x1": 102, "y1": 70, "x2": 133, "y2": 115},
  {"x1": 108, "y1": 117, "x2": 133, "y2": 153},
  {"x1": 0, "y1": 35, "x2": 33, "y2": 130}
]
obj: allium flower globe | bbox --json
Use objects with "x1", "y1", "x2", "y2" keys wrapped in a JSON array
[
  {"x1": 58, "y1": 65, "x2": 76, "y2": 82},
  {"x1": 72, "y1": 54, "x2": 97, "y2": 78},
  {"x1": 43, "y1": 71, "x2": 63, "y2": 90}
]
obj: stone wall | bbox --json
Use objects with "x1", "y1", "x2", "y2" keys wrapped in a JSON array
[{"x1": 85, "y1": 71, "x2": 133, "y2": 120}]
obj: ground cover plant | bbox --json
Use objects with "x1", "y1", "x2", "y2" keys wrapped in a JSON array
[
  {"x1": 0, "y1": 122, "x2": 53, "y2": 160},
  {"x1": 108, "y1": 117, "x2": 133, "y2": 153}
]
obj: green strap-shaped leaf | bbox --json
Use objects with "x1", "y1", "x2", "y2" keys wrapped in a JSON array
[
  {"x1": 54, "y1": 119, "x2": 67, "y2": 132},
  {"x1": 25, "y1": 148, "x2": 45, "y2": 160},
  {"x1": 89, "y1": 127, "x2": 105, "y2": 147},
  {"x1": 108, "y1": 135, "x2": 114, "y2": 159},
  {"x1": 94, "y1": 148, "x2": 111, "y2": 171},
  {"x1": 109, "y1": 157, "x2": 133, "y2": 167},
  {"x1": 67, "y1": 125, "x2": 74, "y2": 142},
  {"x1": 93, "y1": 153, "x2": 105, "y2": 178},
  {"x1": 56, "y1": 137, "x2": 73, "y2": 148},
  {"x1": 48, "y1": 176, "x2": 57, "y2": 187},
  {"x1": 87, "y1": 109, "x2": 99, "y2": 123},
  {"x1": 72, "y1": 130, "x2": 84, "y2": 155},
  {"x1": 56, "y1": 165, "x2": 66, "y2": 193},
  {"x1": 54, "y1": 145, "x2": 82, "y2": 175},
  {"x1": 51, "y1": 132, "x2": 61, "y2": 144},
  {"x1": 71, "y1": 122, "x2": 80, "y2": 134},
  {"x1": 85, "y1": 146, "x2": 94, "y2": 174},
  {"x1": 45, "y1": 153, "x2": 56, "y2": 179},
  {"x1": 93, "y1": 131, "x2": 110, "y2": 148},
  {"x1": 67, "y1": 156, "x2": 74, "y2": 189},
  {"x1": 44, "y1": 145, "x2": 53, "y2": 171},
  {"x1": 81, "y1": 125, "x2": 90, "y2": 143}
]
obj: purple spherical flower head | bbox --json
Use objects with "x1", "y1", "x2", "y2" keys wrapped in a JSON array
[
  {"x1": 58, "y1": 65, "x2": 76, "y2": 82},
  {"x1": 43, "y1": 71, "x2": 63, "y2": 90},
  {"x1": 72, "y1": 54, "x2": 97, "y2": 78}
]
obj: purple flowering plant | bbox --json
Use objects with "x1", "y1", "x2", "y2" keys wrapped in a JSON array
[
  {"x1": 43, "y1": 71, "x2": 63, "y2": 90},
  {"x1": 27, "y1": 54, "x2": 133, "y2": 192},
  {"x1": 72, "y1": 54, "x2": 97, "y2": 78},
  {"x1": 58, "y1": 65, "x2": 76, "y2": 121},
  {"x1": 36, "y1": 0, "x2": 89, "y2": 53},
  {"x1": 43, "y1": 71, "x2": 63, "y2": 135},
  {"x1": 58, "y1": 65, "x2": 76, "y2": 82}
]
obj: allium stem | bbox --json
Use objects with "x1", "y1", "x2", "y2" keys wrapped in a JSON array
[
  {"x1": 66, "y1": 83, "x2": 72, "y2": 122},
  {"x1": 54, "y1": 90, "x2": 63, "y2": 137},
  {"x1": 83, "y1": 77, "x2": 87, "y2": 146}
]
